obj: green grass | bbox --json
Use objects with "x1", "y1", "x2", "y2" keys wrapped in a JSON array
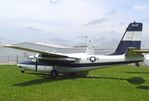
[{"x1": 0, "y1": 65, "x2": 149, "y2": 101}]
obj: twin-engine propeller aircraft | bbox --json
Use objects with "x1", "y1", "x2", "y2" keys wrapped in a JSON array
[{"x1": 5, "y1": 21, "x2": 149, "y2": 78}]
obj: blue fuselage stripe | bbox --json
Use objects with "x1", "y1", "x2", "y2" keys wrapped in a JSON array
[{"x1": 19, "y1": 60, "x2": 142, "y2": 68}]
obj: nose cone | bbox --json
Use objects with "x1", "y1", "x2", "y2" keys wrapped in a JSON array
[
  {"x1": 17, "y1": 61, "x2": 35, "y2": 71},
  {"x1": 17, "y1": 61, "x2": 32, "y2": 68}
]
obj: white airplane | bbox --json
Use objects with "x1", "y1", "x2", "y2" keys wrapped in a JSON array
[{"x1": 5, "y1": 21, "x2": 149, "y2": 78}]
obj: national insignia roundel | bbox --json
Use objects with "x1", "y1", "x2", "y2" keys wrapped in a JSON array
[{"x1": 89, "y1": 56, "x2": 96, "y2": 62}]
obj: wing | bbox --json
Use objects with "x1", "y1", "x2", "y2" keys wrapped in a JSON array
[{"x1": 4, "y1": 44, "x2": 75, "y2": 58}]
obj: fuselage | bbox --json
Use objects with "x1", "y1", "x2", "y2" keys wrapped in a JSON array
[{"x1": 18, "y1": 53, "x2": 143, "y2": 73}]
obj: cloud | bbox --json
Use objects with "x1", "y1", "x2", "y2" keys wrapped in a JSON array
[
  {"x1": 0, "y1": 0, "x2": 149, "y2": 47},
  {"x1": 105, "y1": 10, "x2": 116, "y2": 16},
  {"x1": 25, "y1": 24, "x2": 52, "y2": 33},
  {"x1": 49, "y1": 0, "x2": 60, "y2": 4},
  {"x1": 85, "y1": 10, "x2": 116, "y2": 26},
  {"x1": 133, "y1": 5, "x2": 147, "y2": 12},
  {"x1": 86, "y1": 18, "x2": 108, "y2": 25}
]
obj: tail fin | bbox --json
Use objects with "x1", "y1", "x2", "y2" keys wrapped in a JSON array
[{"x1": 113, "y1": 21, "x2": 143, "y2": 55}]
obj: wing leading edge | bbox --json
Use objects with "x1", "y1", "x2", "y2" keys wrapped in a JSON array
[{"x1": 4, "y1": 44, "x2": 76, "y2": 59}]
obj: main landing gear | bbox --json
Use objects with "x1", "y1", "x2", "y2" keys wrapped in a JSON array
[
  {"x1": 50, "y1": 70, "x2": 58, "y2": 78},
  {"x1": 20, "y1": 69, "x2": 25, "y2": 73},
  {"x1": 135, "y1": 62, "x2": 140, "y2": 67}
]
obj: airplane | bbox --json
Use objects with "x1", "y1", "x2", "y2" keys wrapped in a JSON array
[{"x1": 5, "y1": 21, "x2": 149, "y2": 78}]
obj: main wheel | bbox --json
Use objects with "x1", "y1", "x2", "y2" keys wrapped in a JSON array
[
  {"x1": 135, "y1": 63, "x2": 140, "y2": 67},
  {"x1": 50, "y1": 70, "x2": 58, "y2": 78},
  {"x1": 20, "y1": 69, "x2": 25, "y2": 73}
]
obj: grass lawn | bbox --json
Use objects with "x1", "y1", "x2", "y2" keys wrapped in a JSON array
[{"x1": 0, "y1": 65, "x2": 149, "y2": 101}]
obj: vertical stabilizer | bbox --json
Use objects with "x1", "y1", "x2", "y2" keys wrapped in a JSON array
[{"x1": 113, "y1": 21, "x2": 143, "y2": 55}]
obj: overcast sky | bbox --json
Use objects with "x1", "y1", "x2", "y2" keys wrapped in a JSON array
[{"x1": 0, "y1": 0, "x2": 149, "y2": 47}]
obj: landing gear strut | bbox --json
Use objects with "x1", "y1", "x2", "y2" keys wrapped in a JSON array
[
  {"x1": 135, "y1": 63, "x2": 140, "y2": 67},
  {"x1": 50, "y1": 70, "x2": 58, "y2": 78}
]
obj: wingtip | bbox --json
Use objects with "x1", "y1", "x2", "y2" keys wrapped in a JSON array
[{"x1": 4, "y1": 44, "x2": 13, "y2": 47}]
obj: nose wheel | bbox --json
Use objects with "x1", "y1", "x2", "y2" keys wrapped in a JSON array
[{"x1": 50, "y1": 70, "x2": 58, "y2": 78}]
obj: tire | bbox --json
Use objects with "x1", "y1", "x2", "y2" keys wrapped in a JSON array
[
  {"x1": 21, "y1": 69, "x2": 25, "y2": 73},
  {"x1": 50, "y1": 70, "x2": 58, "y2": 78}
]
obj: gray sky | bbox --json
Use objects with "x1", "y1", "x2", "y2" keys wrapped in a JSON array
[{"x1": 0, "y1": 0, "x2": 149, "y2": 47}]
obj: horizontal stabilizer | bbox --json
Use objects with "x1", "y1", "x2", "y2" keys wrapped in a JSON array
[
  {"x1": 133, "y1": 50, "x2": 149, "y2": 53},
  {"x1": 126, "y1": 47, "x2": 143, "y2": 58},
  {"x1": 125, "y1": 48, "x2": 144, "y2": 62}
]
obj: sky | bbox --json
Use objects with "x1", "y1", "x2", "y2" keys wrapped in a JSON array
[{"x1": 0, "y1": 0, "x2": 149, "y2": 48}]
